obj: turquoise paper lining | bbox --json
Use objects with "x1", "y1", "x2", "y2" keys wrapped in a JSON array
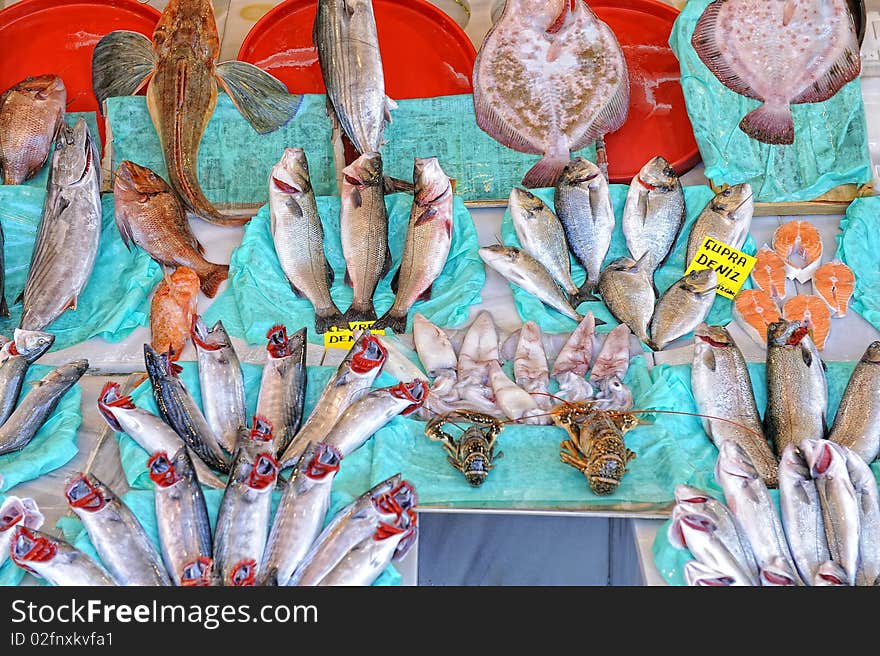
[{"x1": 837, "y1": 196, "x2": 880, "y2": 333}]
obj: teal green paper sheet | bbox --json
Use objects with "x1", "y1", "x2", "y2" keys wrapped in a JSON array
[
  {"x1": 0, "y1": 364, "x2": 82, "y2": 494},
  {"x1": 499, "y1": 184, "x2": 755, "y2": 334},
  {"x1": 202, "y1": 193, "x2": 484, "y2": 345},
  {"x1": 15, "y1": 112, "x2": 101, "y2": 191},
  {"x1": 105, "y1": 94, "x2": 596, "y2": 204},
  {"x1": 837, "y1": 196, "x2": 880, "y2": 333},
  {"x1": 669, "y1": 0, "x2": 871, "y2": 202},
  {"x1": 0, "y1": 189, "x2": 163, "y2": 351}
]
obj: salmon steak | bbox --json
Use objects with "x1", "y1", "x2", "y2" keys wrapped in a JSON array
[
  {"x1": 751, "y1": 245, "x2": 788, "y2": 301},
  {"x1": 783, "y1": 294, "x2": 831, "y2": 350},
  {"x1": 150, "y1": 266, "x2": 200, "y2": 360},
  {"x1": 813, "y1": 260, "x2": 855, "y2": 318},
  {"x1": 733, "y1": 288, "x2": 781, "y2": 346},
  {"x1": 692, "y1": 0, "x2": 861, "y2": 145},
  {"x1": 772, "y1": 220, "x2": 823, "y2": 284}
]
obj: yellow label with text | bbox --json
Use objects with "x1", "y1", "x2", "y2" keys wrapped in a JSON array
[
  {"x1": 684, "y1": 236, "x2": 756, "y2": 300},
  {"x1": 323, "y1": 321, "x2": 386, "y2": 349}
]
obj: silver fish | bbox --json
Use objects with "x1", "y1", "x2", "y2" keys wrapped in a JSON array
[
  {"x1": 0, "y1": 496, "x2": 43, "y2": 569},
  {"x1": 550, "y1": 312, "x2": 595, "y2": 403},
  {"x1": 842, "y1": 447, "x2": 880, "y2": 586},
  {"x1": 668, "y1": 506, "x2": 757, "y2": 585},
  {"x1": 0, "y1": 329, "x2": 54, "y2": 427},
  {"x1": 759, "y1": 557, "x2": 801, "y2": 586},
  {"x1": 11, "y1": 527, "x2": 115, "y2": 586},
  {"x1": 685, "y1": 184, "x2": 753, "y2": 266},
  {"x1": 828, "y1": 341, "x2": 880, "y2": 463},
  {"x1": 65, "y1": 473, "x2": 170, "y2": 586},
  {"x1": 255, "y1": 325, "x2": 307, "y2": 458},
  {"x1": 684, "y1": 560, "x2": 737, "y2": 586},
  {"x1": 514, "y1": 321, "x2": 551, "y2": 412},
  {"x1": 19, "y1": 118, "x2": 101, "y2": 331},
  {"x1": 649, "y1": 268, "x2": 718, "y2": 351},
  {"x1": 813, "y1": 560, "x2": 851, "y2": 586},
  {"x1": 597, "y1": 255, "x2": 655, "y2": 344}
]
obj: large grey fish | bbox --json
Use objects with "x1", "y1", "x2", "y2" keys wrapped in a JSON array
[
  {"x1": 314, "y1": 0, "x2": 395, "y2": 155},
  {"x1": 11, "y1": 527, "x2": 115, "y2": 586},
  {"x1": 0, "y1": 329, "x2": 54, "y2": 427},
  {"x1": 685, "y1": 184, "x2": 754, "y2": 265},
  {"x1": 843, "y1": 448, "x2": 880, "y2": 586},
  {"x1": 777, "y1": 444, "x2": 829, "y2": 585},
  {"x1": 479, "y1": 245, "x2": 584, "y2": 322},
  {"x1": 374, "y1": 157, "x2": 454, "y2": 334},
  {"x1": 597, "y1": 255, "x2": 655, "y2": 344},
  {"x1": 649, "y1": 269, "x2": 718, "y2": 351},
  {"x1": 269, "y1": 148, "x2": 344, "y2": 334},
  {"x1": 0, "y1": 359, "x2": 87, "y2": 456},
  {"x1": 255, "y1": 325, "x2": 307, "y2": 458},
  {"x1": 828, "y1": 341, "x2": 880, "y2": 463},
  {"x1": 149, "y1": 448, "x2": 215, "y2": 586},
  {"x1": 691, "y1": 324, "x2": 778, "y2": 485},
  {"x1": 279, "y1": 332, "x2": 387, "y2": 467},
  {"x1": 65, "y1": 473, "x2": 170, "y2": 586},
  {"x1": 19, "y1": 118, "x2": 101, "y2": 331},
  {"x1": 0, "y1": 496, "x2": 44, "y2": 569},
  {"x1": 259, "y1": 442, "x2": 341, "y2": 586},
  {"x1": 340, "y1": 152, "x2": 391, "y2": 324},
  {"x1": 554, "y1": 157, "x2": 615, "y2": 291},
  {"x1": 764, "y1": 320, "x2": 827, "y2": 457}
]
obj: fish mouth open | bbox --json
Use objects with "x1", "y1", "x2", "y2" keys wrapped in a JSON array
[
  {"x1": 343, "y1": 152, "x2": 383, "y2": 187},
  {"x1": 303, "y1": 443, "x2": 342, "y2": 480},
  {"x1": 694, "y1": 323, "x2": 731, "y2": 347},
  {"x1": 247, "y1": 454, "x2": 279, "y2": 490},
  {"x1": 229, "y1": 559, "x2": 257, "y2": 586},
  {"x1": 191, "y1": 316, "x2": 222, "y2": 351},
  {"x1": 863, "y1": 341, "x2": 880, "y2": 364},
  {"x1": 350, "y1": 335, "x2": 387, "y2": 374},
  {"x1": 767, "y1": 319, "x2": 806, "y2": 346},
  {"x1": 0, "y1": 502, "x2": 24, "y2": 532},
  {"x1": 65, "y1": 474, "x2": 106, "y2": 512},
  {"x1": 180, "y1": 556, "x2": 214, "y2": 586},
  {"x1": 390, "y1": 380, "x2": 428, "y2": 414},
  {"x1": 148, "y1": 452, "x2": 180, "y2": 488},
  {"x1": 97, "y1": 381, "x2": 134, "y2": 432},
  {"x1": 249, "y1": 416, "x2": 274, "y2": 443},
  {"x1": 265, "y1": 325, "x2": 291, "y2": 358},
  {"x1": 12, "y1": 527, "x2": 56, "y2": 569}
]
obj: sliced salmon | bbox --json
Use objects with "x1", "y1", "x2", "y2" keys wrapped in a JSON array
[
  {"x1": 733, "y1": 289, "x2": 782, "y2": 346},
  {"x1": 150, "y1": 266, "x2": 200, "y2": 361},
  {"x1": 813, "y1": 261, "x2": 855, "y2": 318},
  {"x1": 772, "y1": 221, "x2": 823, "y2": 283},
  {"x1": 783, "y1": 294, "x2": 832, "y2": 350},
  {"x1": 751, "y1": 245, "x2": 788, "y2": 301}
]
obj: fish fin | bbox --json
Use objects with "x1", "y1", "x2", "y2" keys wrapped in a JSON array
[
  {"x1": 372, "y1": 313, "x2": 406, "y2": 334},
  {"x1": 800, "y1": 342, "x2": 813, "y2": 367},
  {"x1": 691, "y1": 7, "x2": 762, "y2": 101},
  {"x1": 384, "y1": 96, "x2": 397, "y2": 123},
  {"x1": 0, "y1": 296, "x2": 8, "y2": 319},
  {"x1": 200, "y1": 265, "x2": 229, "y2": 299},
  {"x1": 91, "y1": 30, "x2": 156, "y2": 113},
  {"x1": 381, "y1": 246, "x2": 394, "y2": 278},
  {"x1": 314, "y1": 311, "x2": 347, "y2": 335},
  {"x1": 343, "y1": 269, "x2": 353, "y2": 288},
  {"x1": 214, "y1": 61, "x2": 302, "y2": 134},
  {"x1": 739, "y1": 103, "x2": 795, "y2": 145},
  {"x1": 571, "y1": 286, "x2": 599, "y2": 306},
  {"x1": 390, "y1": 267, "x2": 401, "y2": 295},
  {"x1": 383, "y1": 176, "x2": 414, "y2": 195},
  {"x1": 473, "y1": 91, "x2": 537, "y2": 154},
  {"x1": 522, "y1": 156, "x2": 569, "y2": 189},
  {"x1": 343, "y1": 305, "x2": 377, "y2": 325},
  {"x1": 325, "y1": 261, "x2": 335, "y2": 287},
  {"x1": 791, "y1": 49, "x2": 861, "y2": 104},
  {"x1": 569, "y1": 81, "x2": 630, "y2": 153},
  {"x1": 114, "y1": 207, "x2": 135, "y2": 250},
  {"x1": 416, "y1": 284, "x2": 433, "y2": 302},
  {"x1": 288, "y1": 281, "x2": 304, "y2": 298}
]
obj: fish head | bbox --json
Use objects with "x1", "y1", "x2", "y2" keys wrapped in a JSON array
[
  {"x1": 637, "y1": 156, "x2": 678, "y2": 191},
  {"x1": 348, "y1": 333, "x2": 387, "y2": 374},
  {"x1": 413, "y1": 157, "x2": 452, "y2": 209},
  {"x1": 862, "y1": 341, "x2": 880, "y2": 364},
  {"x1": 710, "y1": 183, "x2": 753, "y2": 220},
  {"x1": 247, "y1": 453, "x2": 279, "y2": 490},
  {"x1": 673, "y1": 485, "x2": 715, "y2": 506},
  {"x1": 11, "y1": 527, "x2": 57, "y2": 572},
  {"x1": 779, "y1": 444, "x2": 810, "y2": 482},
  {"x1": 52, "y1": 118, "x2": 96, "y2": 187},
  {"x1": 389, "y1": 379, "x2": 429, "y2": 415},
  {"x1": 270, "y1": 148, "x2": 312, "y2": 196},
  {"x1": 508, "y1": 187, "x2": 547, "y2": 221},
  {"x1": 114, "y1": 160, "x2": 169, "y2": 200},
  {"x1": 265, "y1": 324, "x2": 291, "y2": 358},
  {"x1": 96, "y1": 381, "x2": 136, "y2": 432},
  {"x1": 559, "y1": 157, "x2": 602, "y2": 188},
  {"x1": 767, "y1": 318, "x2": 807, "y2": 347},
  {"x1": 694, "y1": 323, "x2": 733, "y2": 349},
  {"x1": 682, "y1": 268, "x2": 718, "y2": 295},
  {"x1": 364, "y1": 474, "x2": 402, "y2": 506},
  {"x1": 153, "y1": 0, "x2": 219, "y2": 62},
  {"x1": 813, "y1": 561, "x2": 850, "y2": 586},
  {"x1": 12, "y1": 74, "x2": 66, "y2": 104},
  {"x1": 180, "y1": 556, "x2": 215, "y2": 586},
  {"x1": 393, "y1": 509, "x2": 419, "y2": 560},
  {"x1": 248, "y1": 416, "x2": 274, "y2": 443},
  {"x1": 191, "y1": 317, "x2": 230, "y2": 352},
  {"x1": 684, "y1": 560, "x2": 735, "y2": 587},
  {"x1": 760, "y1": 558, "x2": 799, "y2": 586},
  {"x1": 64, "y1": 473, "x2": 108, "y2": 512},
  {"x1": 7, "y1": 329, "x2": 54, "y2": 363},
  {"x1": 478, "y1": 244, "x2": 521, "y2": 271},
  {"x1": 148, "y1": 451, "x2": 181, "y2": 488},
  {"x1": 229, "y1": 559, "x2": 257, "y2": 586},
  {"x1": 801, "y1": 439, "x2": 848, "y2": 481},
  {"x1": 0, "y1": 496, "x2": 43, "y2": 533},
  {"x1": 716, "y1": 440, "x2": 760, "y2": 485},
  {"x1": 343, "y1": 151, "x2": 383, "y2": 188},
  {"x1": 144, "y1": 343, "x2": 181, "y2": 381},
  {"x1": 373, "y1": 479, "x2": 417, "y2": 518},
  {"x1": 300, "y1": 442, "x2": 342, "y2": 481}
]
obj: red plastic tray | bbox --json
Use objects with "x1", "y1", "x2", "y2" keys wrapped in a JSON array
[{"x1": 238, "y1": 0, "x2": 476, "y2": 99}]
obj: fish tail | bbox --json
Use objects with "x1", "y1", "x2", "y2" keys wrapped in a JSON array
[
  {"x1": 314, "y1": 309, "x2": 348, "y2": 335},
  {"x1": 739, "y1": 103, "x2": 795, "y2": 145},
  {"x1": 521, "y1": 155, "x2": 569, "y2": 189},
  {"x1": 570, "y1": 284, "x2": 599, "y2": 306},
  {"x1": 199, "y1": 264, "x2": 229, "y2": 299},
  {"x1": 371, "y1": 312, "x2": 407, "y2": 335},
  {"x1": 0, "y1": 295, "x2": 8, "y2": 319},
  {"x1": 343, "y1": 303, "x2": 377, "y2": 326}
]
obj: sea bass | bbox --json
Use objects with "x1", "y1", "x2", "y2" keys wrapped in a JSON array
[
  {"x1": 150, "y1": 267, "x2": 200, "y2": 361},
  {"x1": 827, "y1": 341, "x2": 880, "y2": 463},
  {"x1": 255, "y1": 325, "x2": 307, "y2": 458},
  {"x1": 92, "y1": 0, "x2": 301, "y2": 225},
  {"x1": 649, "y1": 268, "x2": 718, "y2": 351},
  {"x1": 11, "y1": 527, "x2": 115, "y2": 586},
  {"x1": 685, "y1": 183, "x2": 754, "y2": 266},
  {"x1": 0, "y1": 329, "x2": 54, "y2": 427},
  {"x1": 597, "y1": 255, "x2": 655, "y2": 344}
]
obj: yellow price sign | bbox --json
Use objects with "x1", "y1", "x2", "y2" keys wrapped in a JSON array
[
  {"x1": 323, "y1": 321, "x2": 386, "y2": 349},
  {"x1": 685, "y1": 236, "x2": 756, "y2": 300}
]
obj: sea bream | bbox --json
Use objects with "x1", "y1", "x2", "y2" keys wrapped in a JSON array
[
  {"x1": 692, "y1": 0, "x2": 861, "y2": 144},
  {"x1": 649, "y1": 268, "x2": 718, "y2": 351},
  {"x1": 255, "y1": 325, "x2": 307, "y2": 458},
  {"x1": 472, "y1": 0, "x2": 629, "y2": 187},
  {"x1": 597, "y1": 255, "x2": 655, "y2": 344},
  {"x1": 685, "y1": 184, "x2": 754, "y2": 266},
  {"x1": 92, "y1": 0, "x2": 300, "y2": 226},
  {"x1": 0, "y1": 329, "x2": 54, "y2": 428}
]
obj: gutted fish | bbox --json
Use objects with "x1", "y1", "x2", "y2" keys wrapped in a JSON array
[{"x1": 11, "y1": 527, "x2": 115, "y2": 586}]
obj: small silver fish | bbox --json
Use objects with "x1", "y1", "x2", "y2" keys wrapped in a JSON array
[{"x1": 597, "y1": 255, "x2": 655, "y2": 344}]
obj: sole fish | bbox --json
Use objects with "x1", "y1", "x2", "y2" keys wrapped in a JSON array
[
  {"x1": 685, "y1": 183, "x2": 753, "y2": 266},
  {"x1": 828, "y1": 341, "x2": 880, "y2": 463},
  {"x1": 597, "y1": 255, "x2": 655, "y2": 344},
  {"x1": 649, "y1": 268, "x2": 718, "y2": 351}
]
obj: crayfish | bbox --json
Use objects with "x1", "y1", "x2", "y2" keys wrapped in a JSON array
[{"x1": 425, "y1": 410, "x2": 504, "y2": 487}]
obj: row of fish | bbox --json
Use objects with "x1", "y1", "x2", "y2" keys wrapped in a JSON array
[{"x1": 670, "y1": 438, "x2": 878, "y2": 586}]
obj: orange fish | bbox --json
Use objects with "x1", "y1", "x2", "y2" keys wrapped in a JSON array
[
  {"x1": 772, "y1": 221, "x2": 823, "y2": 283},
  {"x1": 783, "y1": 294, "x2": 831, "y2": 350},
  {"x1": 750, "y1": 245, "x2": 788, "y2": 301},
  {"x1": 813, "y1": 261, "x2": 855, "y2": 318},
  {"x1": 150, "y1": 266, "x2": 200, "y2": 360},
  {"x1": 733, "y1": 289, "x2": 781, "y2": 346}
]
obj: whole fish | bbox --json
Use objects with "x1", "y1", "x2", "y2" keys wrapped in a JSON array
[
  {"x1": 144, "y1": 344, "x2": 229, "y2": 473},
  {"x1": 590, "y1": 324, "x2": 632, "y2": 383},
  {"x1": 260, "y1": 443, "x2": 341, "y2": 586},
  {"x1": 764, "y1": 320, "x2": 827, "y2": 456},
  {"x1": 255, "y1": 325, "x2": 307, "y2": 458},
  {"x1": 114, "y1": 161, "x2": 228, "y2": 297},
  {"x1": 551, "y1": 312, "x2": 595, "y2": 403},
  {"x1": 828, "y1": 341, "x2": 880, "y2": 463},
  {"x1": 192, "y1": 318, "x2": 247, "y2": 455},
  {"x1": 488, "y1": 360, "x2": 543, "y2": 424},
  {"x1": 340, "y1": 152, "x2": 390, "y2": 323},
  {"x1": 269, "y1": 148, "x2": 344, "y2": 334},
  {"x1": 842, "y1": 448, "x2": 880, "y2": 586},
  {"x1": 323, "y1": 381, "x2": 427, "y2": 457},
  {"x1": 92, "y1": 0, "x2": 301, "y2": 225},
  {"x1": 622, "y1": 156, "x2": 685, "y2": 274},
  {"x1": 0, "y1": 329, "x2": 54, "y2": 427},
  {"x1": 11, "y1": 527, "x2": 115, "y2": 586},
  {"x1": 479, "y1": 245, "x2": 584, "y2": 322},
  {"x1": 19, "y1": 118, "x2": 101, "y2": 332},
  {"x1": 554, "y1": 157, "x2": 615, "y2": 291},
  {"x1": 692, "y1": 0, "x2": 861, "y2": 144},
  {"x1": 597, "y1": 255, "x2": 655, "y2": 344},
  {"x1": 0, "y1": 75, "x2": 66, "y2": 185},
  {"x1": 472, "y1": 0, "x2": 629, "y2": 187},
  {"x1": 777, "y1": 444, "x2": 829, "y2": 585},
  {"x1": 514, "y1": 321, "x2": 551, "y2": 412},
  {"x1": 454, "y1": 311, "x2": 500, "y2": 414},
  {"x1": 0, "y1": 360, "x2": 87, "y2": 456},
  {"x1": 314, "y1": 0, "x2": 395, "y2": 155},
  {"x1": 0, "y1": 496, "x2": 44, "y2": 568},
  {"x1": 149, "y1": 449, "x2": 215, "y2": 586},
  {"x1": 279, "y1": 332, "x2": 387, "y2": 467},
  {"x1": 691, "y1": 324, "x2": 778, "y2": 486},
  {"x1": 65, "y1": 473, "x2": 170, "y2": 586},
  {"x1": 685, "y1": 184, "x2": 754, "y2": 265},
  {"x1": 374, "y1": 158, "x2": 454, "y2": 334},
  {"x1": 683, "y1": 560, "x2": 737, "y2": 586},
  {"x1": 668, "y1": 506, "x2": 757, "y2": 585},
  {"x1": 150, "y1": 266, "x2": 200, "y2": 361}
]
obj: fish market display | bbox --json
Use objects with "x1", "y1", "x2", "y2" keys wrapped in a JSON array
[
  {"x1": 597, "y1": 255, "x2": 655, "y2": 344},
  {"x1": 554, "y1": 157, "x2": 615, "y2": 291},
  {"x1": 472, "y1": 0, "x2": 629, "y2": 187},
  {"x1": 11, "y1": 527, "x2": 115, "y2": 586},
  {"x1": 691, "y1": 324, "x2": 778, "y2": 486},
  {"x1": 314, "y1": 0, "x2": 394, "y2": 155},
  {"x1": 764, "y1": 320, "x2": 827, "y2": 456},
  {"x1": 751, "y1": 246, "x2": 787, "y2": 300},
  {"x1": 514, "y1": 321, "x2": 551, "y2": 412},
  {"x1": 269, "y1": 148, "x2": 344, "y2": 334},
  {"x1": 622, "y1": 156, "x2": 686, "y2": 275},
  {"x1": 0, "y1": 497, "x2": 44, "y2": 568},
  {"x1": 0, "y1": 75, "x2": 66, "y2": 185},
  {"x1": 426, "y1": 411, "x2": 504, "y2": 487},
  {"x1": 0, "y1": 329, "x2": 54, "y2": 427},
  {"x1": 65, "y1": 473, "x2": 170, "y2": 586},
  {"x1": 19, "y1": 118, "x2": 101, "y2": 332},
  {"x1": 92, "y1": 0, "x2": 300, "y2": 225},
  {"x1": 813, "y1": 261, "x2": 855, "y2": 318},
  {"x1": 828, "y1": 341, "x2": 880, "y2": 463},
  {"x1": 150, "y1": 267, "x2": 200, "y2": 360},
  {"x1": 668, "y1": 505, "x2": 757, "y2": 585},
  {"x1": 551, "y1": 312, "x2": 595, "y2": 403},
  {"x1": 114, "y1": 161, "x2": 228, "y2": 298},
  {"x1": 0, "y1": 360, "x2": 87, "y2": 456},
  {"x1": 772, "y1": 221, "x2": 823, "y2": 283},
  {"x1": 255, "y1": 325, "x2": 307, "y2": 458},
  {"x1": 844, "y1": 450, "x2": 880, "y2": 586},
  {"x1": 732, "y1": 288, "x2": 781, "y2": 347},
  {"x1": 782, "y1": 294, "x2": 831, "y2": 351},
  {"x1": 374, "y1": 158, "x2": 454, "y2": 333},
  {"x1": 649, "y1": 269, "x2": 718, "y2": 351},
  {"x1": 691, "y1": 0, "x2": 861, "y2": 144},
  {"x1": 685, "y1": 184, "x2": 754, "y2": 266}
]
